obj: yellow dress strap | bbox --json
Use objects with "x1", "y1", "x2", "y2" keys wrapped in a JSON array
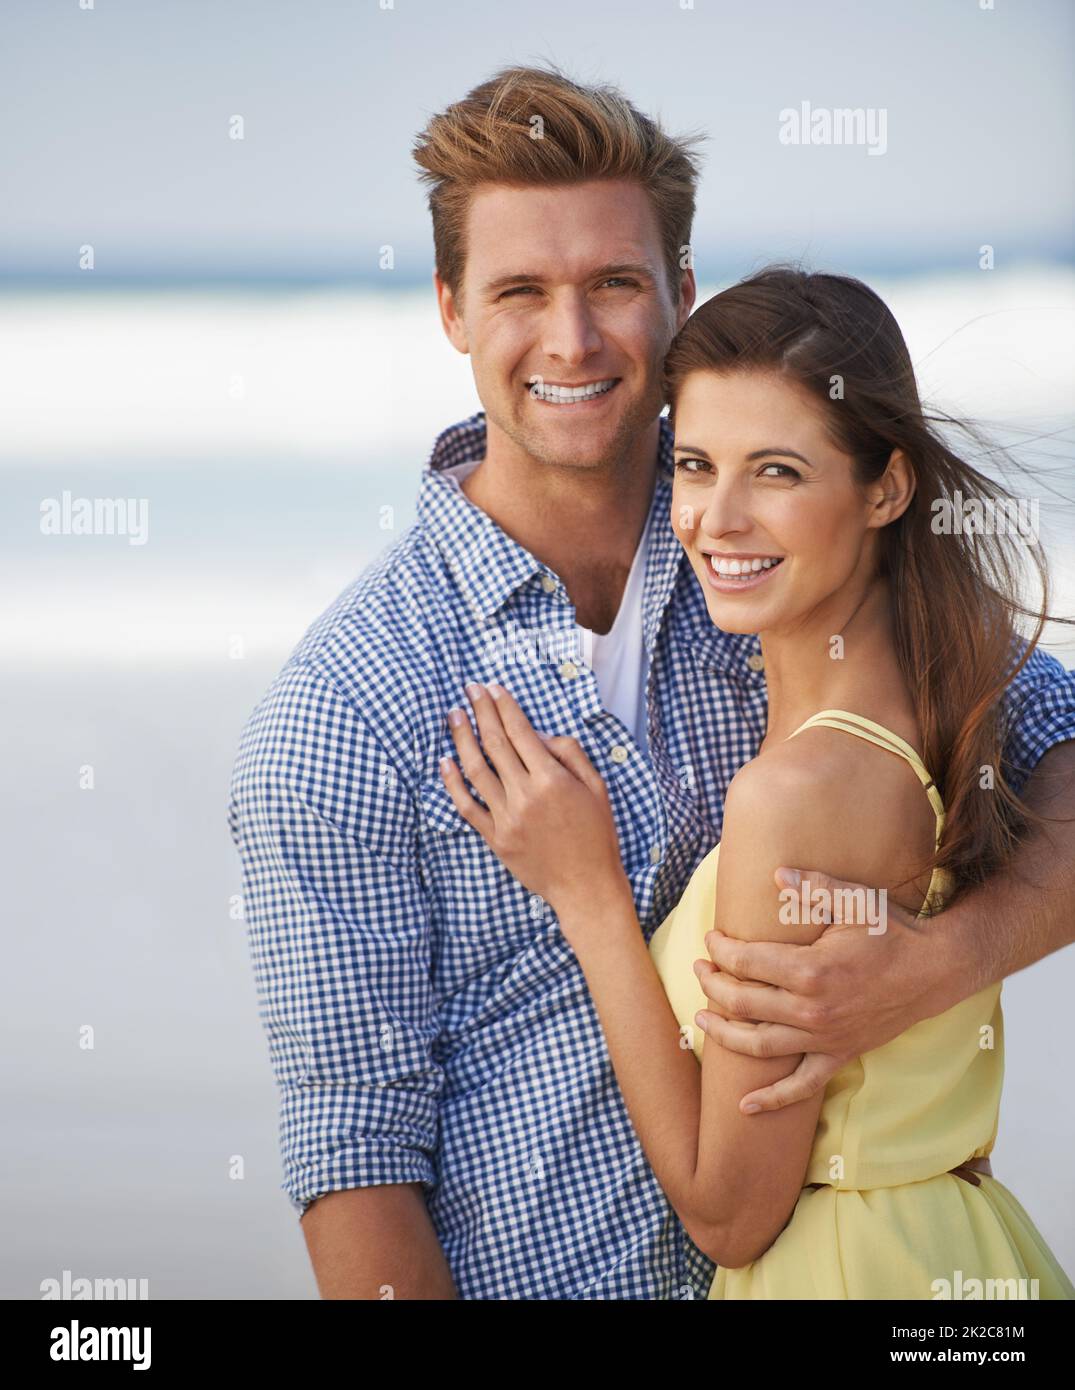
[{"x1": 785, "y1": 710, "x2": 948, "y2": 916}]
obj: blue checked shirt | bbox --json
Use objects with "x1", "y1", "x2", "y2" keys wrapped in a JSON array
[{"x1": 228, "y1": 411, "x2": 1075, "y2": 1300}]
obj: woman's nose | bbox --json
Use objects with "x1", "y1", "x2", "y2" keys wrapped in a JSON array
[{"x1": 697, "y1": 482, "x2": 751, "y2": 541}]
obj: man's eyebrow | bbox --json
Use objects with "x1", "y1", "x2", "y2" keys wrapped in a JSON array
[
  {"x1": 480, "y1": 261, "x2": 659, "y2": 294},
  {"x1": 673, "y1": 445, "x2": 815, "y2": 467}
]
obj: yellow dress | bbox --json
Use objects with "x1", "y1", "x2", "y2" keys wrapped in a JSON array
[{"x1": 649, "y1": 709, "x2": 1075, "y2": 1300}]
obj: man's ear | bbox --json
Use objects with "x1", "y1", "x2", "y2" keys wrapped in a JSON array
[
  {"x1": 675, "y1": 266, "x2": 697, "y2": 333},
  {"x1": 866, "y1": 447, "x2": 916, "y2": 528},
  {"x1": 434, "y1": 269, "x2": 469, "y2": 355}
]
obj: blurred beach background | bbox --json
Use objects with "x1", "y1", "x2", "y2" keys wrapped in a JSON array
[{"x1": 2, "y1": 0, "x2": 1073, "y2": 1298}]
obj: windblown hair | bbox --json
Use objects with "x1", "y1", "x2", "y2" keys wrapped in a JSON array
[
  {"x1": 663, "y1": 266, "x2": 1063, "y2": 903},
  {"x1": 412, "y1": 63, "x2": 704, "y2": 301}
]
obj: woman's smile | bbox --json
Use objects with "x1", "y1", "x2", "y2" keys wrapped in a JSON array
[{"x1": 701, "y1": 552, "x2": 786, "y2": 594}]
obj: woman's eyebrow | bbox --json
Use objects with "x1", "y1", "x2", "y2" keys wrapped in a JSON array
[
  {"x1": 745, "y1": 447, "x2": 813, "y2": 465},
  {"x1": 673, "y1": 444, "x2": 816, "y2": 466}
]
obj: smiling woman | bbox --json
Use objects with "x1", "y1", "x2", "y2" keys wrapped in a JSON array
[
  {"x1": 651, "y1": 268, "x2": 1073, "y2": 1293},
  {"x1": 664, "y1": 266, "x2": 1063, "y2": 902}
]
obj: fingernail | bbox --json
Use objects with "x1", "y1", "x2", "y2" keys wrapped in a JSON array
[
  {"x1": 743, "y1": 1104, "x2": 761, "y2": 1115},
  {"x1": 694, "y1": 1012, "x2": 708, "y2": 1033},
  {"x1": 465, "y1": 682, "x2": 484, "y2": 700},
  {"x1": 439, "y1": 756, "x2": 453, "y2": 775},
  {"x1": 447, "y1": 708, "x2": 465, "y2": 727},
  {"x1": 777, "y1": 867, "x2": 801, "y2": 888},
  {"x1": 485, "y1": 682, "x2": 503, "y2": 700}
]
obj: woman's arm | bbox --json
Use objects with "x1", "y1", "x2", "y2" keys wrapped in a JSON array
[
  {"x1": 557, "y1": 815, "x2": 827, "y2": 1267},
  {"x1": 560, "y1": 755, "x2": 862, "y2": 1267}
]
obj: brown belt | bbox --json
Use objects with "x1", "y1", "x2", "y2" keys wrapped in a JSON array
[
  {"x1": 948, "y1": 1155, "x2": 993, "y2": 1187},
  {"x1": 805, "y1": 1155, "x2": 993, "y2": 1191}
]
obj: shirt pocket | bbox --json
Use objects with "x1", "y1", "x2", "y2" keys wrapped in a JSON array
[
  {"x1": 417, "y1": 776, "x2": 478, "y2": 836},
  {"x1": 416, "y1": 778, "x2": 546, "y2": 944}
]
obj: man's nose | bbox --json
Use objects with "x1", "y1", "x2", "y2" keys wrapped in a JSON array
[{"x1": 541, "y1": 292, "x2": 602, "y2": 366}]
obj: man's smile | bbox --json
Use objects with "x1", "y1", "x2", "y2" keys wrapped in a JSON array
[{"x1": 526, "y1": 376, "x2": 621, "y2": 406}]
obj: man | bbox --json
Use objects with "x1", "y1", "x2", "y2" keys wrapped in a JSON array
[{"x1": 228, "y1": 65, "x2": 1075, "y2": 1299}]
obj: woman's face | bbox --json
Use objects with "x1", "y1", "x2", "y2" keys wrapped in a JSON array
[{"x1": 671, "y1": 369, "x2": 888, "y2": 637}]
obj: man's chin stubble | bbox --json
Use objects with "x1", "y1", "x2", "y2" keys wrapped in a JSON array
[{"x1": 509, "y1": 399, "x2": 653, "y2": 474}]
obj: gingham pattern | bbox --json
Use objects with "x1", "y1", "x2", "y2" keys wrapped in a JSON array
[{"x1": 228, "y1": 410, "x2": 1075, "y2": 1301}]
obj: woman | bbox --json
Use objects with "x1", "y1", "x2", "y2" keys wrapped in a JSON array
[{"x1": 438, "y1": 267, "x2": 1074, "y2": 1299}]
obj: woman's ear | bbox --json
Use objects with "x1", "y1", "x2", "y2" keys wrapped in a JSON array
[{"x1": 866, "y1": 447, "x2": 915, "y2": 528}]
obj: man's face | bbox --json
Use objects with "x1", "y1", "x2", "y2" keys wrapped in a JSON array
[{"x1": 436, "y1": 179, "x2": 695, "y2": 472}]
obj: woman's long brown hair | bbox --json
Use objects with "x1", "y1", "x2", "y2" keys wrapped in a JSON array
[{"x1": 663, "y1": 265, "x2": 1066, "y2": 904}]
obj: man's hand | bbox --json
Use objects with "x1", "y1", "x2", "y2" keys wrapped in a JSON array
[{"x1": 693, "y1": 866, "x2": 944, "y2": 1114}]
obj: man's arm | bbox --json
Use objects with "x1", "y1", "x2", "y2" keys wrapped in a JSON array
[
  {"x1": 923, "y1": 644, "x2": 1075, "y2": 995},
  {"x1": 230, "y1": 661, "x2": 453, "y2": 1295},
  {"x1": 301, "y1": 1185, "x2": 457, "y2": 1299},
  {"x1": 915, "y1": 736, "x2": 1075, "y2": 1011}
]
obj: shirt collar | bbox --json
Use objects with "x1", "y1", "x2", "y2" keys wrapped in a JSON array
[{"x1": 416, "y1": 411, "x2": 681, "y2": 631}]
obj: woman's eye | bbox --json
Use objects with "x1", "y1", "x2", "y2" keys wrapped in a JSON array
[
  {"x1": 759, "y1": 462, "x2": 800, "y2": 479},
  {"x1": 674, "y1": 458, "x2": 710, "y2": 475}
]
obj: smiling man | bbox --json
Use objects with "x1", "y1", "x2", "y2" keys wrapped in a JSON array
[
  {"x1": 228, "y1": 65, "x2": 1075, "y2": 1300},
  {"x1": 439, "y1": 176, "x2": 682, "y2": 638}
]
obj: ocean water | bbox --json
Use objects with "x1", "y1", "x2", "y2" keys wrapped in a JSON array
[{"x1": 3, "y1": 274, "x2": 1074, "y2": 1297}]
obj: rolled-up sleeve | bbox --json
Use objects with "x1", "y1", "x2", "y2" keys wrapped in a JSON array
[
  {"x1": 228, "y1": 661, "x2": 442, "y2": 1216},
  {"x1": 1001, "y1": 643, "x2": 1075, "y2": 794}
]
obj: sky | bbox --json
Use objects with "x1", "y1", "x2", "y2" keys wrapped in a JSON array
[{"x1": 1, "y1": 0, "x2": 1072, "y2": 282}]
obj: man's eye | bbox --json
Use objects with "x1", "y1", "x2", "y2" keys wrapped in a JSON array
[
  {"x1": 599, "y1": 277, "x2": 635, "y2": 289},
  {"x1": 499, "y1": 286, "x2": 538, "y2": 299}
]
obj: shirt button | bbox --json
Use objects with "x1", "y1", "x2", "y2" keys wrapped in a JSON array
[
  {"x1": 610, "y1": 744, "x2": 629, "y2": 764},
  {"x1": 559, "y1": 661, "x2": 579, "y2": 680},
  {"x1": 649, "y1": 844, "x2": 661, "y2": 865},
  {"x1": 747, "y1": 652, "x2": 765, "y2": 672},
  {"x1": 528, "y1": 894, "x2": 545, "y2": 919},
  {"x1": 540, "y1": 574, "x2": 557, "y2": 594}
]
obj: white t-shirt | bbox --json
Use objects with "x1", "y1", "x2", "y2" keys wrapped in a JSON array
[
  {"x1": 575, "y1": 509, "x2": 651, "y2": 755},
  {"x1": 442, "y1": 460, "x2": 650, "y2": 755}
]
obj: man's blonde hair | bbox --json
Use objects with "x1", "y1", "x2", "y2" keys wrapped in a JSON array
[{"x1": 412, "y1": 64, "x2": 705, "y2": 301}]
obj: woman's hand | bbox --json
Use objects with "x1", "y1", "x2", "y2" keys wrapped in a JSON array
[{"x1": 439, "y1": 681, "x2": 630, "y2": 922}]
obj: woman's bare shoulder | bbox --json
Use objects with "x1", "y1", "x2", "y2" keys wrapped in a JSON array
[{"x1": 721, "y1": 724, "x2": 937, "y2": 919}]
